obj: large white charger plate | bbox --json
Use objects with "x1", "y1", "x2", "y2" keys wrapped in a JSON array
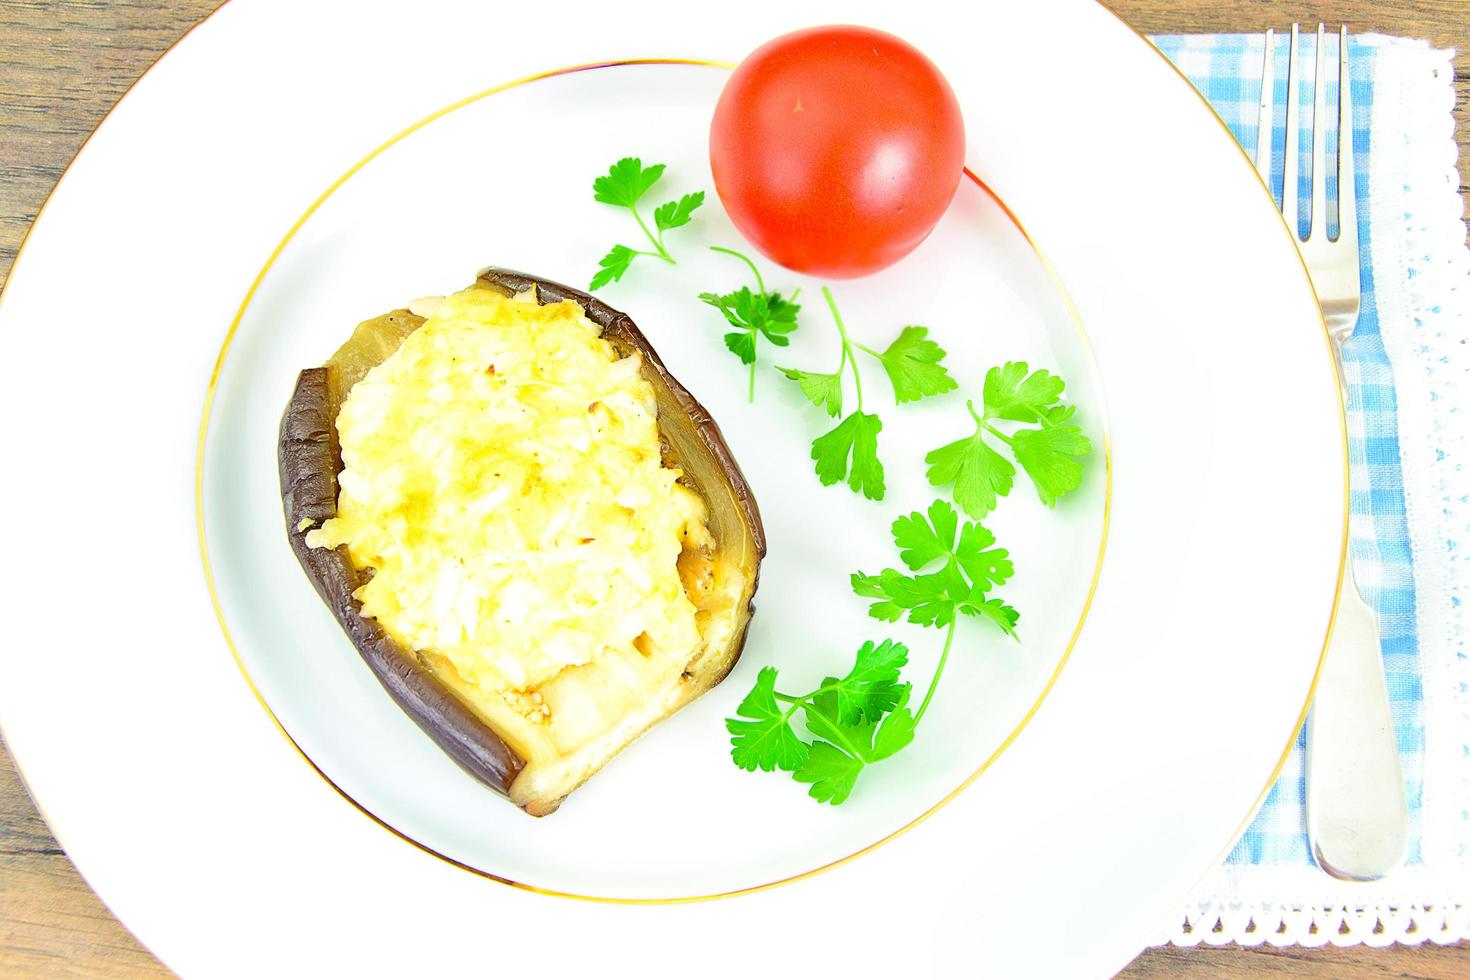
[{"x1": 0, "y1": 1, "x2": 1343, "y2": 977}]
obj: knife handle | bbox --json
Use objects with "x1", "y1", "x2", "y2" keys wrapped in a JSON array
[{"x1": 1305, "y1": 571, "x2": 1409, "y2": 880}]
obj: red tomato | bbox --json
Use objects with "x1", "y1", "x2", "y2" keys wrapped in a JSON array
[{"x1": 709, "y1": 25, "x2": 966, "y2": 279}]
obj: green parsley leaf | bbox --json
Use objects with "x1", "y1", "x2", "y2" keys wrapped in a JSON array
[
  {"x1": 854, "y1": 500, "x2": 1017, "y2": 635},
  {"x1": 849, "y1": 567, "x2": 965, "y2": 627},
  {"x1": 961, "y1": 596, "x2": 1021, "y2": 638},
  {"x1": 890, "y1": 500, "x2": 1013, "y2": 587},
  {"x1": 870, "y1": 699, "x2": 917, "y2": 761},
  {"x1": 702, "y1": 286, "x2": 801, "y2": 390},
  {"x1": 873, "y1": 326, "x2": 957, "y2": 404},
  {"x1": 793, "y1": 741, "x2": 865, "y2": 805},
  {"x1": 589, "y1": 244, "x2": 637, "y2": 291},
  {"x1": 653, "y1": 191, "x2": 704, "y2": 232},
  {"x1": 892, "y1": 499, "x2": 961, "y2": 571},
  {"x1": 1012, "y1": 423, "x2": 1092, "y2": 507},
  {"x1": 850, "y1": 572, "x2": 906, "y2": 623},
  {"x1": 796, "y1": 679, "x2": 916, "y2": 802},
  {"x1": 927, "y1": 362, "x2": 1091, "y2": 514},
  {"x1": 592, "y1": 157, "x2": 665, "y2": 208},
  {"x1": 700, "y1": 288, "x2": 800, "y2": 352},
  {"x1": 905, "y1": 569, "x2": 973, "y2": 626},
  {"x1": 925, "y1": 430, "x2": 1015, "y2": 520},
  {"x1": 725, "y1": 645, "x2": 919, "y2": 805},
  {"x1": 828, "y1": 639, "x2": 909, "y2": 725},
  {"x1": 699, "y1": 248, "x2": 802, "y2": 401},
  {"x1": 698, "y1": 287, "x2": 747, "y2": 329},
  {"x1": 982, "y1": 361, "x2": 1067, "y2": 423},
  {"x1": 726, "y1": 667, "x2": 808, "y2": 772},
  {"x1": 766, "y1": 292, "x2": 801, "y2": 328},
  {"x1": 723, "y1": 331, "x2": 757, "y2": 365},
  {"x1": 1045, "y1": 404, "x2": 1078, "y2": 425},
  {"x1": 778, "y1": 367, "x2": 843, "y2": 417},
  {"x1": 803, "y1": 687, "x2": 877, "y2": 756},
  {"x1": 811, "y1": 411, "x2": 885, "y2": 500},
  {"x1": 954, "y1": 521, "x2": 1014, "y2": 590}
]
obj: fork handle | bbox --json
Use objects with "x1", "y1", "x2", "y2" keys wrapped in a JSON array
[{"x1": 1305, "y1": 569, "x2": 1409, "y2": 880}]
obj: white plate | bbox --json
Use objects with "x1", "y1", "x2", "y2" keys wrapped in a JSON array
[
  {"x1": 204, "y1": 59, "x2": 1106, "y2": 899},
  {"x1": 0, "y1": 1, "x2": 1342, "y2": 976}
]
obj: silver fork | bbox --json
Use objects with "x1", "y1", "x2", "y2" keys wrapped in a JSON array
[{"x1": 1257, "y1": 24, "x2": 1407, "y2": 881}]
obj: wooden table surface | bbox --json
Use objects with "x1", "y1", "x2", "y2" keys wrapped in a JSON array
[{"x1": 1, "y1": 1, "x2": 1465, "y2": 976}]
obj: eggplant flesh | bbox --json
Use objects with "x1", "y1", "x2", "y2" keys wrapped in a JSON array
[{"x1": 278, "y1": 269, "x2": 765, "y2": 814}]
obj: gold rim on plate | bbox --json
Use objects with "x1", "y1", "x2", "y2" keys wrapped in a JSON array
[
  {"x1": 1094, "y1": 9, "x2": 1351, "y2": 897},
  {"x1": 193, "y1": 59, "x2": 1114, "y2": 903}
]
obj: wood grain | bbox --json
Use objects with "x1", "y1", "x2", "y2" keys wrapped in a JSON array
[
  {"x1": 0, "y1": 1, "x2": 1465, "y2": 976},
  {"x1": 1, "y1": 742, "x2": 169, "y2": 978},
  {"x1": 1119, "y1": 942, "x2": 1470, "y2": 979}
]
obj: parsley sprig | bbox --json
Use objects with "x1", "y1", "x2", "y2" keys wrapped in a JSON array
[
  {"x1": 852, "y1": 325, "x2": 959, "y2": 404},
  {"x1": 728, "y1": 643, "x2": 917, "y2": 805},
  {"x1": 801, "y1": 288, "x2": 886, "y2": 500},
  {"x1": 781, "y1": 288, "x2": 957, "y2": 502},
  {"x1": 590, "y1": 157, "x2": 704, "y2": 290},
  {"x1": 699, "y1": 246, "x2": 801, "y2": 401},
  {"x1": 727, "y1": 498, "x2": 1016, "y2": 804},
  {"x1": 926, "y1": 361, "x2": 1092, "y2": 519},
  {"x1": 852, "y1": 499, "x2": 1019, "y2": 637},
  {"x1": 854, "y1": 501, "x2": 1018, "y2": 727}
]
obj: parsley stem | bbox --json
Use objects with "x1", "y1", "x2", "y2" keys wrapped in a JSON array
[
  {"x1": 982, "y1": 420, "x2": 1015, "y2": 447},
  {"x1": 914, "y1": 617, "x2": 959, "y2": 726},
  {"x1": 710, "y1": 246, "x2": 767, "y2": 402},
  {"x1": 772, "y1": 687, "x2": 866, "y2": 759},
  {"x1": 970, "y1": 400, "x2": 1017, "y2": 445},
  {"x1": 768, "y1": 696, "x2": 807, "y2": 732},
  {"x1": 775, "y1": 691, "x2": 868, "y2": 759},
  {"x1": 709, "y1": 246, "x2": 766, "y2": 299},
  {"x1": 818, "y1": 717, "x2": 868, "y2": 761},
  {"x1": 854, "y1": 341, "x2": 882, "y2": 360},
  {"x1": 822, "y1": 287, "x2": 865, "y2": 412},
  {"x1": 772, "y1": 676, "x2": 845, "y2": 707},
  {"x1": 633, "y1": 208, "x2": 675, "y2": 264}
]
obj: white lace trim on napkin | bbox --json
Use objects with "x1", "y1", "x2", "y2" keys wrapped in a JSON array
[
  {"x1": 1161, "y1": 35, "x2": 1470, "y2": 948},
  {"x1": 1174, "y1": 898, "x2": 1470, "y2": 948}
]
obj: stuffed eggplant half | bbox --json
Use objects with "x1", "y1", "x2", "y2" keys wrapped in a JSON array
[{"x1": 279, "y1": 268, "x2": 764, "y2": 815}]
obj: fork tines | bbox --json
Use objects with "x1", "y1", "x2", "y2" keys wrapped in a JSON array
[{"x1": 1258, "y1": 24, "x2": 1359, "y2": 316}]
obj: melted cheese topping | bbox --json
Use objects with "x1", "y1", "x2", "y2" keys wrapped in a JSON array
[{"x1": 307, "y1": 286, "x2": 710, "y2": 698}]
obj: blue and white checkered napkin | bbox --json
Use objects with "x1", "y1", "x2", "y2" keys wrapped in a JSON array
[{"x1": 1146, "y1": 34, "x2": 1469, "y2": 947}]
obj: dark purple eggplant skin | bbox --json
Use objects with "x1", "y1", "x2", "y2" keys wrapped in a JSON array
[{"x1": 279, "y1": 366, "x2": 523, "y2": 794}]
